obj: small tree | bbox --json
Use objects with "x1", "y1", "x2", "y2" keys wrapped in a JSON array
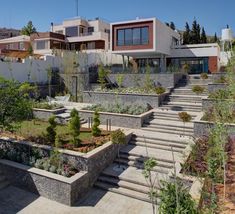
[
  {"x1": 192, "y1": 85, "x2": 205, "y2": 95},
  {"x1": 21, "y1": 21, "x2": 37, "y2": 36},
  {"x1": 178, "y1": 112, "x2": 192, "y2": 136},
  {"x1": 92, "y1": 110, "x2": 101, "y2": 137},
  {"x1": 111, "y1": 129, "x2": 126, "y2": 168},
  {"x1": 98, "y1": 65, "x2": 109, "y2": 90},
  {"x1": 69, "y1": 109, "x2": 81, "y2": 146},
  {"x1": 46, "y1": 116, "x2": 57, "y2": 144},
  {"x1": 143, "y1": 158, "x2": 158, "y2": 214}
]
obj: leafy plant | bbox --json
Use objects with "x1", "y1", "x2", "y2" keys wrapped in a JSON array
[
  {"x1": 46, "y1": 116, "x2": 57, "y2": 143},
  {"x1": 98, "y1": 65, "x2": 109, "y2": 90},
  {"x1": 200, "y1": 73, "x2": 208, "y2": 80},
  {"x1": 155, "y1": 86, "x2": 166, "y2": 95},
  {"x1": 116, "y1": 73, "x2": 125, "y2": 88},
  {"x1": 178, "y1": 112, "x2": 192, "y2": 136},
  {"x1": 192, "y1": 85, "x2": 205, "y2": 95},
  {"x1": 69, "y1": 109, "x2": 81, "y2": 146},
  {"x1": 111, "y1": 129, "x2": 126, "y2": 168},
  {"x1": 214, "y1": 76, "x2": 227, "y2": 84},
  {"x1": 143, "y1": 64, "x2": 155, "y2": 92},
  {"x1": 92, "y1": 110, "x2": 101, "y2": 137},
  {"x1": 159, "y1": 178, "x2": 198, "y2": 214}
]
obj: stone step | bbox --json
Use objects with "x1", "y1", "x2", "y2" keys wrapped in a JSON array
[
  {"x1": 114, "y1": 158, "x2": 170, "y2": 174},
  {"x1": 129, "y1": 141, "x2": 184, "y2": 154},
  {"x1": 152, "y1": 111, "x2": 197, "y2": 118},
  {"x1": 94, "y1": 181, "x2": 153, "y2": 203},
  {"x1": 141, "y1": 127, "x2": 193, "y2": 136},
  {"x1": 160, "y1": 105, "x2": 202, "y2": 112},
  {"x1": 162, "y1": 101, "x2": 202, "y2": 107},
  {"x1": 146, "y1": 121, "x2": 194, "y2": 129},
  {"x1": 131, "y1": 137, "x2": 187, "y2": 149},
  {"x1": 118, "y1": 153, "x2": 174, "y2": 169},
  {"x1": 133, "y1": 135, "x2": 189, "y2": 146}
]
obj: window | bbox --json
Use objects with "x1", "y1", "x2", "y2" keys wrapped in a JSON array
[
  {"x1": 117, "y1": 29, "x2": 124, "y2": 46},
  {"x1": 19, "y1": 42, "x2": 24, "y2": 50},
  {"x1": 55, "y1": 30, "x2": 63, "y2": 35},
  {"x1": 88, "y1": 27, "x2": 94, "y2": 33},
  {"x1": 116, "y1": 27, "x2": 149, "y2": 46},
  {"x1": 36, "y1": 41, "x2": 46, "y2": 50},
  {"x1": 87, "y1": 42, "x2": 95, "y2": 49},
  {"x1": 65, "y1": 26, "x2": 78, "y2": 37}
]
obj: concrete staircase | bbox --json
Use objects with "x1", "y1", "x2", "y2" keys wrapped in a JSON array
[
  {"x1": 56, "y1": 109, "x2": 86, "y2": 125},
  {"x1": 0, "y1": 170, "x2": 9, "y2": 190}
]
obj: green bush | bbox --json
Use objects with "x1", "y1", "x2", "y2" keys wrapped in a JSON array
[
  {"x1": 46, "y1": 116, "x2": 57, "y2": 143},
  {"x1": 214, "y1": 76, "x2": 227, "y2": 84},
  {"x1": 92, "y1": 110, "x2": 101, "y2": 137},
  {"x1": 98, "y1": 65, "x2": 109, "y2": 90},
  {"x1": 155, "y1": 86, "x2": 166, "y2": 95},
  {"x1": 69, "y1": 109, "x2": 81, "y2": 146},
  {"x1": 200, "y1": 73, "x2": 208, "y2": 80},
  {"x1": 159, "y1": 179, "x2": 198, "y2": 214},
  {"x1": 33, "y1": 102, "x2": 63, "y2": 110},
  {"x1": 111, "y1": 129, "x2": 126, "y2": 145},
  {"x1": 192, "y1": 85, "x2": 205, "y2": 95},
  {"x1": 208, "y1": 89, "x2": 232, "y2": 100},
  {"x1": 178, "y1": 112, "x2": 192, "y2": 123}
]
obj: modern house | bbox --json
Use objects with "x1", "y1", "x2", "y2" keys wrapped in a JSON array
[
  {"x1": 111, "y1": 17, "x2": 220, "y2": 73},
  {"x1": 51, "y1": 17, "x2": 110, "y2": 51}
]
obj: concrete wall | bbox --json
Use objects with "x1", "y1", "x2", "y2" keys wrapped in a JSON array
[
  {"x1": 83, "y1": 91, "x2": 169, "y2": 108},
  {"x1": 208, "y1": 83, "x2": 227, "y2": 93},
  {"x1": 108, "y1": 72, "x2": 184, "y2": 88},
  {"x1": 79, "y1": 110, "x2": 153, "y2": 129}
]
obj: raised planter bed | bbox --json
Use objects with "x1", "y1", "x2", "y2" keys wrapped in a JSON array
[
  {"x1": 208, "y1": 83, "x2": 227, "y2": 93},
  {"x1": 202, "y1": 97, "x2": 235, "y2": 111},
  {"x1": 0, "y1": 159, "x2": 88, "y2": 206},
  {"x1": 83, "y1": 91, "x2": 169, "y2": 108},
  {"x1": 193, "y1": 112, "x2": 235, "y2": 137},
  {"x1": 0, "y1": 130, "x2": 132, "y2": 205},
  {"x1": 33, "y1": 108, "x2": 66, "y2": 121},
  {"x1": 79, "y1": 109, "x2": 153, "y2": 128}
]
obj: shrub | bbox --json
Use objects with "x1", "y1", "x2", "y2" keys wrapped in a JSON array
[
  {"x1": 214, "y1": 76, "x2": 227, "y2": 84},
  {"x1": 155, "y1": 86, "x2": 166, "y2": 95},
  {"x1": 178, "y1": 112, "x2": 192, "y2": 123},
  {"x1": 208, "y1": 89, "x2": 231, "y2": 100},
  {"x1": 69, "y1": 109, "x2": 81, "y2": 147},
  {"x1": 116, "y1": 73, "x2": 125, "y2": 88},
  {"x1": 192, "y1": 85, "x2": 205, "y2": 95},
  {"x1": 33, "y1": 102, "x2": 63, "y2": 110},
  {"x1": 92, "y1": 110, "x2": 101, "y2": 137},
  {"x1": 46, "y1": 116, "x2": 57, "y2": 143},
  {"x1": 55, "y1": 134, "x2": 63, "y2": 148},
  {"x1": 159, "y1": 179, "x2": 198, "y2": 214},
  {"x1": 98, "y1": 65, "x2": 109, "y2": 90},
  {"x1": 200, "y1": 73, "x2": 208, "y2": 80}
]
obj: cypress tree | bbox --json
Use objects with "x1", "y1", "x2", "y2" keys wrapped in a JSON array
[
  {"x1": 183, "y1": 22, "x2": 191, "y2": 45},
  {"x1": 201, "y1": 27, "x2": 207, "y2": 43},
  {"x1": 191, "y1": 19, "x2": 198, "y2": 44},
  {"x1": 170, "y1": 22, "x2": 176, "y2": 30},
  {"x1": 213, "y1": 33, "x2": 218, "y2": 43},
  {"x1": 196, "y1": 23, "x2": 201, "y2": 43}
]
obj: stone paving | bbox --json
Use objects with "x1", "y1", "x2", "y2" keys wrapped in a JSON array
[{"x1": 0, "y1": 186, "x2": 152, "y2": 214}]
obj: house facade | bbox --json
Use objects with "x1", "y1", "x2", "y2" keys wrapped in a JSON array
[{"x1": 111, "y1": 18, "x2": 220, "y2": 73}]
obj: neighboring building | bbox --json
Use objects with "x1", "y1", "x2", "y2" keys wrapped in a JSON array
[
  {"x1": 0, "y1": 28, "x2": 20, "y2": 39},
  {"x1": 0, "y1": 35, "x2": 31, "y2": 55},
  {"x1": 51, "y1": 17, "x2": 110, "y2": 51},
  {"x1": 111, "y1": 18, "x2": 220, "y2": 73}
]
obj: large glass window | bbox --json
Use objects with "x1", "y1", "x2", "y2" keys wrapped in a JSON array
[
  {"x1": 36, "y1": 41, "x2": 46, "y2": 50},
  {"x1": 117, "y1": 29, "x2": 124, "y2": 46},
  {"x1": 65, "y1": 26, "x2": 78, "y2": 37},
  {"x1": 116, "y1": 27, "x2": 149, "y2": 46}
]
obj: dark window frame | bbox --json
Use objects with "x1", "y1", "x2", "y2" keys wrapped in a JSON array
[{"x1": 116, "y1": 26, "x2": 149, "y2": 46}]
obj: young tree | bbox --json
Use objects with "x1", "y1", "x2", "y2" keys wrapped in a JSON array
[
  {"x1": 201, "y1": 27, "x2": 207, "y2": 43},
  {"x1": 98, "y1": 64, "x2": 109, "y2": 90},
  {"x1": 178, "y1": 112, "x2": 192, "y2": 136},
  {"x1": 0, "y1": 77, "x2": 32, "y2": 132},
  {"x1": 92, "y1": 110, "x2": 101, "y2": 137},
  {"x1": 191, "y1": 19, "x2": 200, "y2": 44},
  {"x1": 46, "y1": 116, "x2": 57, "y2": 144},
  {"x1": 183, "y1": 22, "x2": 191, "y2": 45},
  {"x1": 213, "y1": 32, "x2": 218, "y2": 43},
  {"x1": 21, "y1": 21, "x2": 37, "y2": 36},
  {"x1": 69, "y1": 109, "x2": 81, "y2": 146}
]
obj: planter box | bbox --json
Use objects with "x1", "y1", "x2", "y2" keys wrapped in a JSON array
[
  {"x1": 108, "y1": 72, "x2": 184, "y2": 88},
  {"x1": 0, "y1": 159, "x2": 89, "y2": 206},
  {"x1": 79, "y1": 109, "x2": 153, "y2": 128},
  {"x1": 83, "y1": 91, "x2": 169, "y2": 108},
  {"x1": 208, "y1": 83, "x2": 227, "y2": 93},
  {"x1": 33, "y1": 108, "x2": 66, "y2": 121},
  {"x1": 202, "y1": 98, "x2": 235, "y2": 111},
  {"x1": 193, "y1": 113, "x2": 235, "y2": 137},
  {"x1": 0, "y1": 130, "x2": 132, "y2": 204}
]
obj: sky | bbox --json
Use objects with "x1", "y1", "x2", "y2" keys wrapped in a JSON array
[{"x1": 0, "y1": 0, "x2": 234, "y2": 36}]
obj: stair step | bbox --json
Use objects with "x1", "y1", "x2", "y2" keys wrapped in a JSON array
[
  {"x1": 146, "y1": 121, "x2": 193, "y2": 129},
  {"x1": 141, "y1": 127, "x2": 193, "y2": 136},
  {"x1": 94, "y1": 181, "x2": 153, "y2": 203},
  {"x1": 129, "y1": 141, "x2": 183, "y2": 154}
]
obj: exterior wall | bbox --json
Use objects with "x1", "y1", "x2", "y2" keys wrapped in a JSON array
[
  {"x1": 112, "y1": 21, "x2": 154, "y2": 51},
  {"x1": 208, "y1": 56, "x2": 218, "y2": 73}
]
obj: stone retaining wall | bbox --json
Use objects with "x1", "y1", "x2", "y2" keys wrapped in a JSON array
[
  {"x1": 208, "y1": 83, "x2": 227, "y2": 93},
  {"x1": 0, "y1": 159, "x2": 89, "y2": 206},
  {"x1": 33, "y1": 108, "x2": 66, "y2": 120},
  {"x1": 83, "y1": 91, "x2": 169, "y2": 108},
  {"x1": 79, "y1": 110, "x2": 153, "y2": 129},
  {"x1": 202, "y1": 98, "x2": 235, "y2": 111},
  {"x1": 108, "y1": 72, "x2": 184, "y2": 88}
]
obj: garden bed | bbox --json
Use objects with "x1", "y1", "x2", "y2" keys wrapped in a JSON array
[
  {"x1": 202, "y1": 97, "x2": 235, "y2": 111},
  {"x1": 208, "y1": 83, "x2": 227, "y2": 93},
  {"x1": 79, "y1": 109, "x2": 153, "y2": 128},
  {"x1": 83, "y1": 91, "x2": 169, "y2": 108},
  {"x1": 193, "y1": 113, "x2": 235, "y2": 137},
  {"x1": 33, "y1": 107, "x2": 66, "y2": 121}
]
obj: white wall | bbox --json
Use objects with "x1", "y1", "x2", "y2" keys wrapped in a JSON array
[
  {"x1": 0, "y1": 56, "x2": 61, "y2": 83},
  {"x1": 220, "y1": 51, "x2": 232, "y2": 66}
]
